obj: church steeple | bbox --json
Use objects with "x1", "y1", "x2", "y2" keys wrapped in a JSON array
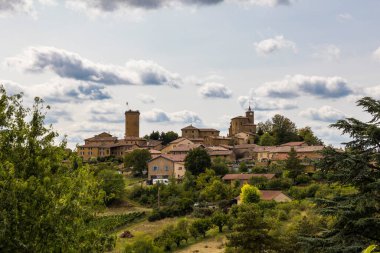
[{"x1": 246, "y1": 104, "x2": 254, "y2": 124}]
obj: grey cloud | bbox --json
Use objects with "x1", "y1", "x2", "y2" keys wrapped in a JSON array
[
  {"x1": 90, "y1": 115, "x2": 124, "y2": 123},
  {"x1": 238, "y1": 96, "x2": 298, "y2": 111},
  {"x1": 257, "y1": 75, "x2": 353, "y2": 99},
  {"x1": 45, "y1": 108, "x2": 73, "y2": 124},
  {"x1": 142, "y1": 109, "x2": 202, "y2": 124},
  {"x1": 6, "y1": 47, "x2": 182, "y2": 87},
  {"x1": 31, "y1": 79, "x2": 111, "y2": 103},
  {"x1": 198, "y1": 82, "x2": 232, "y2": 99},
  {"x1": 299, "y1": 106, "x2": 345, "y2": 122},
  {"x1": 0, "y1": 0, "x2": 33, "y2": 16}
]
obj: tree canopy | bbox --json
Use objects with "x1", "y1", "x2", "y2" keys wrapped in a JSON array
[
  {"x1": 305, "y1": 97, "x2": 380, "y2": 252},
  {"x1": 0, "y1": 87, "x2": 111, "y2": 252},
  {"x1": 124, "y1": 149, "x2": 151, "y2": 177},
  {"x1": 184, "y1": 147, "x2": 211, "y2": 176}
]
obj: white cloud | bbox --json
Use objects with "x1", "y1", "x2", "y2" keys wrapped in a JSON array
[
  {"x1": 198, "y1": 82, "x2": 233, "y2": 99},
  {"x1": 0, "y1": 0, "x2": 34, "y2": 17},
  {"x1": 373, "y1": 46, "x2": 380, "y2": 61},
  {"x1": 142, "y1": 109, "x2": 202, "y2": 124},
  {"x1": 233, "y1": 0, "x2": 292, "y2": 7},
  {"x1": 312, "y1": 44, "x2": 341, "y2": 61},
  {"x1": 137, "y1": 94, "x2": 156, "y2": 104},
  {"x1": 5, "y1": 46, "x2": 182, "y2": 87},
  {"x1": 238, "y1": 96, "x2": 297, "y2": 111},
  {"x1": 337, "y1": 13, "x2": 352, "y2": 22},
  {"x1": 0, "y1": 80, "x2": 25, "y2": 95},
  {"x1": 254, "y1": 35, "x2": 296, "y2": 55},
  {"x1": 299, "y1": 106, "x2": 346, "y2": 122},
  {"x1": 256, "y1": 75, "x2": 353, "y2": 99}
]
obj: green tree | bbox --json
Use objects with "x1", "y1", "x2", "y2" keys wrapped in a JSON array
[
  {"x1": 190, "y1": 219, "x2": 212, "y2": 238},
  {"x1": 0, "y1": 88, "x2": 109, "y2": 252},
  {"x1": 304, "y1": 97, "x2": 380, "y2": 252},
  {"x1": 124, "y1": 149, "x2": 151, "y2": 177},
  {"x1": 271, "y1": 114, "x2": 299, "y2": 145},
  {"x1": 227, "y1": 204, "x2": 274, "y2": 253},
  {"x1": 160, "y1": 131, "x2": 179, "y2": 145},
  {"x1": 200, "y1": 179, "x2": 231, "y2": 202},
  {"x1": 285, "y1": 147, "x2": 305, "y2": 181},
  {"x1": 239, "y1": 161, "x2": 248, "y2": 173},
  {"x1": 259, "y1": 132, "x2": 276, "y2": 146},
  {"x1": 211, "y1": 210, "x2": 228, "y2": 233},
  {"x1": 124, "y1": 236, "x2": 163, "y2": 253},
  {"x1": 149, "y1": 131, "x2": 160, "y2": 140},
  {"x1": 298, "y1": 127, "x2": 323, "y2": 145},
  {"x1": 240, "y1": 184, "x2": 261, "y2": 204},
  {"x1": 210, "y1": 157, "x2": 229, "y2": 176},
  {"x1": 185, "y1": 147, "x2": 211, "y2": 176},
  {"x1": 97, "y1": 169, "x2": 125, "y2": 205}
]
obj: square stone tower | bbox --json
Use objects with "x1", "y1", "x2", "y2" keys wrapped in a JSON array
[{"x1": 125, "y1": 110, "x2": 140, "y2": 138}]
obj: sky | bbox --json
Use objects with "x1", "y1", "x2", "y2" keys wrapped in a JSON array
[{"x1": 1, "y1": 0, "x2": 380, "y2": 149}]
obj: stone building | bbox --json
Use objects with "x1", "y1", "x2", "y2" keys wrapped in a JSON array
[
  {"x1": 228, "y1": 106, "x2": 256, "y2": 137},
  {"x1": 181, "y1": 125, "x2": 220, "y2": 141},
  {"x1": 125, "y1": 110, "x2": 140, "y2": 138}
]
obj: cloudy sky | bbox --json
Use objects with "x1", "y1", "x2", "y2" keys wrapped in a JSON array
[{"x1": 1, "y1": 0, "x2": 380, "y2": 148}]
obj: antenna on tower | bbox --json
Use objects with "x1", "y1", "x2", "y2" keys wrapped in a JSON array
[{"x1": 126, "y1": 101, "x2": 130, "y2": 110}]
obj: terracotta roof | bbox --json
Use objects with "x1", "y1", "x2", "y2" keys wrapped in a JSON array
[
  {"x1": 233, "y1": 144, "x2": 259, "y2": 149},
  {"x1": 231, "y1": 116, "x2": 249, "y2": 120},
  {"x1": 280, "y1": 141, "x2": 306, "y2": 147},
  {"x1": 170, "y1": 144, "x2": 204, "y2": 152},
  {"x1": 206, "y1": 146, "x2": 229, "y2": 151},
  {"x1": 145, "y1": 140, "x2": 162, "y2": 146},
  {"x1": 235, "y1": 190, "x2": 291, "y2": 202},
  {"x1": 260, "y1": 190, "x2": 291, "y2": 201},
  {"x1": 208, "y1": 150, "x2": 233, "y2": 156},
  {"x1": 198, "y1": 128, "x2": 220, "y2": 132},
  {"x1": 124, "y1": 137, "x2": 146, "y2": 141},
  {"x1": 149, "y1": 149, "x2": 162, "y2": 154},
  {"x1": 169, "y1": 137, "x2": 192, "y2": 144},
  {"x1": 151, "y1": 154, "x2": 186, "y2": 162},
  {"x1": 222, "y1": 173, "x2": 276, "y2": 180}
]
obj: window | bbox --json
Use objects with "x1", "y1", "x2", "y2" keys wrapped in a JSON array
[
  {"x1": 178, "y1": 167, "x2": 182, "y2": 170},
  {"x1": 153, "y1": 166, "x2": 159, "y2": 171},
  {"x1": 165, "y1": 166, "x2": 169, "y2": 171}
]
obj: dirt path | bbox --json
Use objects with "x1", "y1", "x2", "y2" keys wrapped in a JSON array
[{"x1": 176, "y1": 236, "x2": 226, "y2": 253}]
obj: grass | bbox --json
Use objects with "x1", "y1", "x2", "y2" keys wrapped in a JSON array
[{"x1": 110, "y1": 217, "x2": 181, "y2": 252}]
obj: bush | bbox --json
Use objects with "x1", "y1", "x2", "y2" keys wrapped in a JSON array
[
  {"x1": 97, "y1": 169, "x2": 125, "y2": 205},
  {"x1": 265, "y1": 178, "x2": 292, "y2": 190},
  {"x1": 287, "y1": 184, "x2": 320, "y2": 200},
  {"x1": 295, "y1": 174, "x2": 311, "y2": 185}
]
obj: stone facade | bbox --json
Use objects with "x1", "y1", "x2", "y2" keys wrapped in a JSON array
[
  {"x1": 125, "y1": 110, "x2": 140, "y2": 138},
  {"x1": 228, "y1": 107, "x2": 256, "y2": 138}
]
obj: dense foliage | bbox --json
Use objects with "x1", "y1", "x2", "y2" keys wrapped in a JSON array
[
  {"x1": 184, "y1": 147, "x2": 211, "y2": 176},
  {"x1": 303, "y1": 97, "x2": 380, "y2": 252},
  {"x1": 0, "y1": 88, "x2": 111, "y2": 252},
  {"x1": 124, "y1": 149, "x2": 151, "y2": 177}
]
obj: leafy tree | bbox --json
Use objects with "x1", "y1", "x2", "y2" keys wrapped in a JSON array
[
  {"x1": 97, "y1": 169, "x2": 125, "y2": 205},
  {"x1": 185, "y1": 147, "x2": 211, "y2": 176},
  {"x1": 124, "y1": 236, "x2": 163, "y2": 253},
  {"x1": 149, "y1": 131, "x2": 160, "y2": 140},
  {"x1": 0, "y1": 87, "x2": 109, "y2": 252},
  {"x1": 298, "y1": 127, "x2": 323, "y2": 145},
  {"x1": 200, "y1": 179, "x2": 231, "y2": 202},
  {"x1": 257, "y1": 120, "x2": 273, "y2": 134},
  {"x1": 211, "y1": 210, "x2": 228, "y2": 233},
  {"x1": 227, "y1": 203, "x2": 274, "y2": 253},
  {"x1": 259, "y1": 132, "x2": 276, "y2": 146},
  {"x1": 304, "y1": 97, "x2": 380, "y2": 252},
  {"x1": 239, "y1": 161, "x2": 248, "y2": 173},
  {"x1": 271, "y1": 114, "x2": 299, "y2": 145},
  {"x1": 240, "y1": 184, "x2": 261, "y2": 204},
  {"x1": 285, "y1": 147, "x2": 305, "y2": 181},
  {"x1": 124, "y1": 149, "x2": 151, "y2": 177},
  {"x1": 160, "y1": 131, "x2": 179, "y2": 145},
  {"x1": 190, "y1": 219, "x2": 212, "y2": 238},
  {"x1": 210, "y1": 157, "x2": 229, "y2": 176}
]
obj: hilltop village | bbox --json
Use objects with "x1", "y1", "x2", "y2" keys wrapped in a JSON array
[{"x1": 77, "y1": 107, "x2": 324, "y2": 184}]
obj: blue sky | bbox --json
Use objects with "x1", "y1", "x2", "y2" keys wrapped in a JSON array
[{"x1": 1, "y1": 0, "x2": 380, "y2": 148}]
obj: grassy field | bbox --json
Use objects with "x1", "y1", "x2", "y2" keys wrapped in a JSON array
[
  {"x1": 175, "y1": 234, "x2": 226, "y2": 253},
  {"x1": 111, "y1": 217, "x2": 180, "y2": 252}
]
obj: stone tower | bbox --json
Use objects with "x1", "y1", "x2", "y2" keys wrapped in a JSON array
[
  {"x1": 246, "y1": 106, "x2": 254, "y2": 124},
  {"x1": 125, "y1": 110, "x2": 140, "y2": 138}
]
